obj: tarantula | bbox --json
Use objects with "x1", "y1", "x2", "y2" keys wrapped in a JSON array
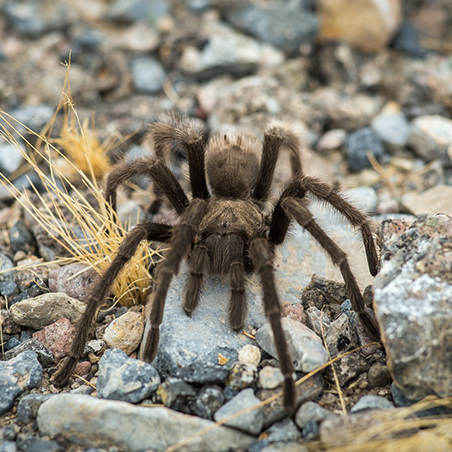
[{"x1": 54, "y1": 116, "x2": 380, "y2": 410}]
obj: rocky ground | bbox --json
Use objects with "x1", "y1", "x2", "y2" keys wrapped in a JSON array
[{"x1": 1, "y1": 0, "x2": 452, "y2": 451}]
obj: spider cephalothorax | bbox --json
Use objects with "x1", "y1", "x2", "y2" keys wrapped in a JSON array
[{"x1": 54, "y1": 116, "x2": 380, "y2": 410}]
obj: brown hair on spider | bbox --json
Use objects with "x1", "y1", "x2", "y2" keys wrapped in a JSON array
[{"x1": 54, "y1": 114, "x2": 380, "y2": 411}]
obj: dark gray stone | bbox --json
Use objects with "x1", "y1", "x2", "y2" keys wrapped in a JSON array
[
  {"x1": 9, "y1": 220, "x2": 36, "y2": 254},
  {"x1": 38, "y1": 394, "x2": 255, "y2": 451},
  {"x1": 0, "y1": 351, "x2": 42, "y2": 415},
  {"x1": 325, "y1": 313, "x2": 358, "y2": 358},
  {"x1": 174, "y1": 362, "x2": 229, "y2": 385},
  {"x1": 392, "y1": 22, "x2": 426, "y2": 58},
  {"x1": 214, "y1": 388, "x2": 264, "y2": 435},
  {"x1": 346, "y1": 127, "x2": 385, "y2": 172},
  {"x1": 157, "y1": 378, "x2": 196, "y2": 414},
  {"x1": 325, "y1": 353, "x2": 370, "y2": 386},
  {"x1": 302, "y1": 419, "x2": 319, "y2": 440},
  {"x1": 17, "y1": 394, "x2": 54, "y2": 424},
  {"x1": 4, "y1": 339, "x2": 54, "y2": 367},
  {"x1": 367, "y1": 362, "x2": 391, "y2": 388},
  {"x1": 189, "y1": 385, "x2": 224, "y2": 420},
  {"x1": 131, "y1": 57, "x2": 165, "y2": 94},
  {"x1": 257, "y1": 373, "x2": 324, "y2": 428},
  {"x1": 0, "y1": 253, "x2": 17, "y2": 298},
  {"x1": 266, "y1": 418, "x2": 301, "y2": 442},
  {"x1": 225, "y1": 0, "x2": 318, "y2": 55},
  {"x1": 97, "y1": 348, "x2": 160, "y2": 404},
  {"x1": 350, "y1": 395, "x2": 394, "y2": 413},
  {"x1": 295, "y1": 401, "x2": 336, "y2": 429},
  {"x1": 4, "y1": 336, "x2": 21, "y2": 352}
]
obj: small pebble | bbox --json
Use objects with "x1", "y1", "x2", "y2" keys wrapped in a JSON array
[
  {"x1": 257, "y1": 366, "x2": 284, "y2": 390},
  {"x1": 295, "y1": 401, "x2": 336, "y2": 429},
  {"x1": 103, "y1": 309, "x2": 144, "y2": 355},
  {"x1": 346, "y1": 127, "x2": 385, "y2": 172},
  {"x1": 238, "y1": 344, "x2": 261, "y2": 367},
  {"x1": 367, "y1": 362, "x2": 391, "y2": 388},
  {"x1": 189, "y1": 385, "x2": 224, "y2": 420},
  {"x1": 350, "y1": 395, "x2": 394, "y2": 413},
  {"x1": 227, "y1": 362, "x2": 258, "y2": 391}
]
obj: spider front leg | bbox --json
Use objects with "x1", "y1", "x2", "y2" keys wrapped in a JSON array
[
  {"x1": 143, "y1": 199, "x2": 208, "y2": 362},
  {"x1": 249, "y1": 238, "x2": 296, "y2": 411},
  {"x1": 105, "y1": 158, "x2": 189, "y2": 215},
  {"x1": 279, "y1": 197, "x2": 380, "y2": 341},
  {"x1": 183, "y1": 243, "x2": 208, "y2": 316},
  {"x1": 53, "y1": 222, "x2": 173, "y2": 387}
]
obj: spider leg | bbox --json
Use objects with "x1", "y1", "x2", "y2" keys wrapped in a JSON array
[
  {"x1": 150, "y1": 117, "x2": 209, "y2": 199},
  {"x1": 143, "y1": 199, "x2": 208, "y2": 362},
  {"x1": 52, "y1": 222, "x2": 173, "y2": 387},
  {"x1": 301, "y1": 176, "x2": 379, "y2": 276},
  {"x1": 229, "y1": 259, "x2": 247, "y2": 330},
  {"x1": 253, "y1": 126, "x2": 302, "y2": 202},
  {"x1": 105, "y1": 158, "x2": 189, "y2": 215},
  {"x1": 249, "y1": 238, "x2": 296, "y2": 411},
  {"x1": 281, "y1": 197, "x2": 381, "y2": 341},
  {"x1": 183, "y1": 243, "x2": 208, "y2": 316}
]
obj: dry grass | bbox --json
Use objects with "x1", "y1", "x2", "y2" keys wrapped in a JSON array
[{"x1": 0, "y1": 71, "x2": 164, "y2": 307}]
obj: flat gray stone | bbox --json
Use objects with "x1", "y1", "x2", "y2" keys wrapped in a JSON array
[
  {"x1": 256, "y1": 318, "x2": 328, "y2": 372},
  {"x1": 97, "y1": 348, "x2": 160, "y2": 403},
  {"x1": 214, "y1": 388, "x2": 264, "y2": 435},
  {"x1": 37, "y1": 394, "x2": 254, "y2": 452},
  {"x1": 10, "y1": 292, "x2": 86, "y2": 329}
]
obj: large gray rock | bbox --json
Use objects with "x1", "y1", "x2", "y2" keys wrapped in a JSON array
[
  {"x1": 97, "y1": 348, "x2": 160, "y2": 403},
  {"x1": 374, "y1": 214, "x2": 452, "y2": 400},
  {"x1": 37, "y1": 394, "x2": 254, "y2": 452},
  {"x1": 0, "y1": 351, "x2": 42, "y2": 415},
  {"x1": 10, "y1": 292, "x2": 86, "y2": 329},
  {"x1": 143, "y1": 217, "x2": 374, "y2": 376}
]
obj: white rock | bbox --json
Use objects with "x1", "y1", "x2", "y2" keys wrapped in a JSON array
[
  {"x1": 238, "y1": 344, "x2": 261, "y2": 367},
  {"x1": 103, "y1": 310, "x2": 144, "y2": 355}
]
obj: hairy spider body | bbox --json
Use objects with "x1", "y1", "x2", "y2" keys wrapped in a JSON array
[{"x1": 54, "y1": 116, "x2": 380, "y2": 411}]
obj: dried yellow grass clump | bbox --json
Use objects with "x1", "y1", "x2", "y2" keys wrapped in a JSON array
[{"x1": 0, "y1": 87, "x2": 162, "y2": 307}]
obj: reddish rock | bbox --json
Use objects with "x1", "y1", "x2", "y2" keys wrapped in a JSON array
[
  {"x1": 281, "y1": 302, "x2": 305, "y2": 323},
  {"x1": 33, "y1": 318, "x2": 76, "y2": 360},
  {"x1": 49, "y1": 264, "x2": 96, "y2": 303},
  {"x1": 74, "y1": 361, "x2": 91, "y2": 379}
]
